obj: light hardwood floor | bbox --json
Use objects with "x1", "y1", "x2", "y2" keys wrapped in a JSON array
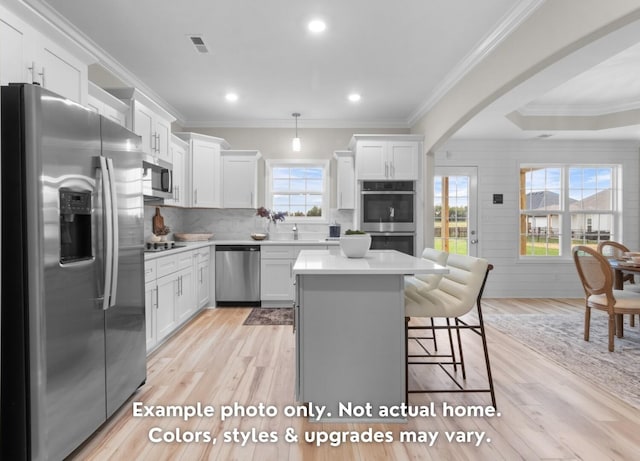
[{"x1": 70, "y1": 299, "x2": 640, "y2": 460}]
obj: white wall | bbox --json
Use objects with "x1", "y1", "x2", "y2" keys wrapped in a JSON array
[{"x1": 433, "y1": 139, "x2": 640, "y2": 298}]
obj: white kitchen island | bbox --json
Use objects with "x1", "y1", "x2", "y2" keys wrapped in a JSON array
[{"x1": 293, "y1": 249, "x2": 448, "y2": 422}]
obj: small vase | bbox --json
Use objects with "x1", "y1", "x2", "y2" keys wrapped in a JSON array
[{"x1": 263, "y1": 220, "x2": 271, "y2": 238}]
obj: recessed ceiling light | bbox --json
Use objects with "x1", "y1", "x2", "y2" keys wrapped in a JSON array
[
  {"x1": 225, "y1": 93, "x2": 238, "y2": 102},
  {"x1": 348, "y1": 93, "x2": 361, "y2": 102},
  {"x1": 308, "y1": 19, "x2": 326, "y2": 33}
]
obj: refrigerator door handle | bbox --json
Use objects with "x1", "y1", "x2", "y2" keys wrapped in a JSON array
[
  {"x1": 99, "y1": 156, "x2": 113, "y2": 311},
  {"x1": 106, "y1": 157, "x2": 119, "y2": 307}
]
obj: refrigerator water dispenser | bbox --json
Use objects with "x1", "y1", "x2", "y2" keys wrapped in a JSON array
[{"x1": 59, "y1": 188, "x2": 92, "y2": 263}]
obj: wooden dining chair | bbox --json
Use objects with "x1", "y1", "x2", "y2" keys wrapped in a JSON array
[
  {"x1": 597, "y1": 240, "x2": 638, "y2": 326},
  {"x1": 572, "y1": 245, "x2": 640, "y2": 351}
]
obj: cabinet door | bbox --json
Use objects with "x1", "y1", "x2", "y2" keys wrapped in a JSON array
[
  {"x1": 260, "y1": 258, "x2": 294, "y2": 301},
  {"x1": 86, "y1": 94, "x2": 102, "y2": 114},
  {"x1": 156, "y1": 274, "x2": 178, "y2": 342},
  {"x1": 0, "y1": 12, "x2": 34, "y2": 85},
  {"x1": 169, "y1": 142, "x2": 186, "y2": 206},
  {"x1": 101, "y1": 103, "x2": 127, "y2": 126},
  {"x1": 145, "y1": 280, "x2": 157, "y2": 351},
  {"x1": 36, "y1": 35, "x2": 87, "y2": 104},
  {"x1": 197, "y1": 261, "x2": 210, "y2": 308},
  {"x1": 336, "y1": 154, "x2": 355, "y2": 209},
  {"x1": 356, "y1": 142, "x2": 387, "y2": 180},
  {"x1": 176, "y1": 267, "x2": 195, "y2": 323},
  {"x1": 389, "y1": 141, "x2": 419, "y2": 180},
  {"x1": 155, "y1": 117, "x2": 172, "y2": 163},
  {"x1": 133, "y1": 102, "x2": 155, "y2": 156},
  {"x1": 191, "y1": 140, "x2": 220, "y2": 207},
  {"x1": 222, "y1": 155, "x2": 256, "y2": 208}
]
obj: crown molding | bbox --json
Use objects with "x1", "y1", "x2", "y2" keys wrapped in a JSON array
[
  {"x1": 407, "y1": 0, "x2": 545, "y2": 127},
  {"x1": 517, "y1": 99, "x2": 640, "y2": 117}
]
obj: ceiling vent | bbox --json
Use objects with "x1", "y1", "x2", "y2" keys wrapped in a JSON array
[{"x1": 189, "y1": 35, "x2": 209, "y2": 54}]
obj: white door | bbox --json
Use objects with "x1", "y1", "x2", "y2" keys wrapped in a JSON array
[{"x1": 434, "y1": 167, "x2": 478, "y2": 256}]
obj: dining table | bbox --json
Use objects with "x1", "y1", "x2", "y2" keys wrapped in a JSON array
[{"x1": 608, "y1": 258, "x2": 640, "y2": 290}]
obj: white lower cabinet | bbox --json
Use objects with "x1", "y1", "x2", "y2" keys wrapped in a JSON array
[
  {"x1": 144, "y1": 246, "x2": 210, "y2": 353},
  {"x1": 260, "y1": 245, "x2": 327, "y2": 307},
  {"x1": 144, "y1": 280, "x2": 158, "y2": 351},
  {"x1": 175, "y1": 266, "x2": 195, "y2": 324},
  {"x1": 156, "y1": 273, "x2": 179, "y2": 342},
  {"x1": 195, "y1": 248, "x2": 211, "y2": 308},
  {"x1": 261, "y1": 258, "x2": 295, "y2": 303}
]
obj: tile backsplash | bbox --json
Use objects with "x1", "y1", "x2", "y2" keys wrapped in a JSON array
[{"x1": 144, "y1": 206, "x2": 355, "y2": 241}]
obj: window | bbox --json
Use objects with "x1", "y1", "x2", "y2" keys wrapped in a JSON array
[
  {"x1": 265, "y1": 159, "x2": 329, "y2": 220},
  {"x1": 519, "y1": 164, "x2": 620, "y2": 257},
  {"x1": 434, "y1": 174, "x2": 470, "y2": 255}
]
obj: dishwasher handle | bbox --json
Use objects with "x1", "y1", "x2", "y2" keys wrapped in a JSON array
[{"x1": 215, "y1": 245, "x2": 260, "y2": 252}]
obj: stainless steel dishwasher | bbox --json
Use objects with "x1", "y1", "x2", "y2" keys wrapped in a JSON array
[{"x1": 215, "y1": 245, "x2": 261, "y2": 306}]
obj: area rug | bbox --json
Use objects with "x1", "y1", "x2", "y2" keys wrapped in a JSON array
[
  {"x1": 243, "y1": 307, "x2": 293, "y2": 326},
  {"x1": 484, "y1": 311, "x2": 640, "y2": 409}
]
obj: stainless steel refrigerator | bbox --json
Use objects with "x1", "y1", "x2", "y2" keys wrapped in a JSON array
[{"x1": 1, "y1": 84, "x2": 146, "y2": 460}]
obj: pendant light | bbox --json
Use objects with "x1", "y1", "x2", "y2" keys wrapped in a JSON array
[{"x1": 292, "y1": 112, "x2": 301, "y2": 152}]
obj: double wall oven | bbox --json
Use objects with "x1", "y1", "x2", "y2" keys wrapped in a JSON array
[{"x1": 360, "y1": 181, "x2": 415, "y2": 255}]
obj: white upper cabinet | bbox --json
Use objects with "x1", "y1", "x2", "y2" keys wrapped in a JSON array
[
  {"x1": 87, "y1": 82, "x2": 128, "y2": 126},
  {"x1": 107, "y1": 87, "x2": 176, "y2": 163},
  {"x1": 36, "y1": 39, "x2": 87, "y2": 104},
  {"x1": 1, "y1": 4, "x2": 89, "y2": 104},
  {"x1": 167, "y1": 135, "x2": 188, "y2": 207},
  {"x1": 334, "y1": 150, "x2": 355, "y2": 209},
  {"x1": 221, "y1": 150, "x2": 261, "y2": 209},
  {"x1": 388, "y1": 141, "x2": 420, "y2": 179},
  {"x1": 191, "y1": 139, "x2": 220, "y2": 208},
  {"x1": 355, "y1": 142, "x2": 387, "y2": 180},
  {"x1": 174, "y1": 132, "x2": 230, "y2": 208},
  {"x1": 351, "y1": 135, "x2": 423, "y2": 181},
  {"x1": 0, "y1": 9, "x2": 34, "y2": 86}
]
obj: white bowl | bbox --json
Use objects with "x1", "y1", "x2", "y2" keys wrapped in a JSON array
[{"x1": 339, "y1": 234, "x2": 371, "y2": 258}]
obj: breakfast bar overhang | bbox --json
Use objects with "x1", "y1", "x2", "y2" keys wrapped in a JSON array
[{"x1": 293, "y1": 249, "x2": 448, "y2": 422}]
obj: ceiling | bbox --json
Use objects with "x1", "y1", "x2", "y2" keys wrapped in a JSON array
[
  {"x1": 37, "y1": 0, "x2": 522, "y2": 127},
  {"x1": 33, "y1": 0, "x2": 640, "y2": 140}
]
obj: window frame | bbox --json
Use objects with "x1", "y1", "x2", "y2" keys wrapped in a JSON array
[
  {"x1": 264, "y1": 158, "x2": 330, "y2": 223},
  {"x1": 518, "y1": 163, "x2": 621, "y2": 260}
]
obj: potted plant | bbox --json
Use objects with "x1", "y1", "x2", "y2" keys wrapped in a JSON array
[{"x1": 340, "y1": 229, "x2": 371, "y2": 258}]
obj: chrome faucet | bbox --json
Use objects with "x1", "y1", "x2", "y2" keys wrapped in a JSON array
[{"x1": 292, "y1": 223, "x2": 298, "y2": 240}]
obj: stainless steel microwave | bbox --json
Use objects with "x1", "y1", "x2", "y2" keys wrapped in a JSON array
[{"x1": 142, "y1": 157, "x2": 172, "y2": 200}]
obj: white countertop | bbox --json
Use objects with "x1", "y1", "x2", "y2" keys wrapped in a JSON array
[
  {"x1": 293, "y1": 249, "x2": 449, "y2": 275},
  {"x1": 144, "y1": 238, "x2": 338, "y2": 261}
]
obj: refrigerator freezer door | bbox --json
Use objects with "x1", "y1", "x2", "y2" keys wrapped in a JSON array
[
  {"x1": 101, "y1": 117, "x2": 146, "y2": 417},
  {"x1": 15, "y1": 85, "x2": 107, "y2": 460},
  {"x1": 37, "y1": 85, "x2": 110, "y2": 461}
]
